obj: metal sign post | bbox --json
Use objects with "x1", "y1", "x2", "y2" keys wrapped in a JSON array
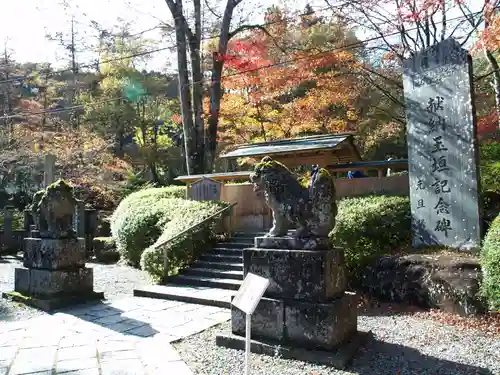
[{"x1": 231, "y1": 272, "x2": 270, "y2": 375}]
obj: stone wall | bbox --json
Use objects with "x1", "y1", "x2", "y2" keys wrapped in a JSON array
[{"x1": 360, "y1": 253, "x2": 484, "y2": 316}]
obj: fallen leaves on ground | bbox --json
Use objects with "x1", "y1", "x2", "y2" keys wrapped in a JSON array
[
  {"x1": 413, "y1": 309, "x2": 500, "y2": 336},
  {"x1": 357, "y1": 293, "x2": 500, "y2": 336}
]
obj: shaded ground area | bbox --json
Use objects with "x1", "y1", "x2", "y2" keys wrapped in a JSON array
[
  {"x1": 175, "y1": 308, "x2": 500, "y2": 375},
  {"x1": 0, "y1": 297, "x2": 231, "y2": 374},
  {"x1": 0, "y1": 252, "x2": 153, "y2": 322}
]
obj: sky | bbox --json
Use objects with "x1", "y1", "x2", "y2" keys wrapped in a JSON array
[
  {"x1": 0, "y1": 0, "x2": 321, "y2": 72},
  {"x1": 0, "y1": 0, "x2": 484, "y2": 73}
]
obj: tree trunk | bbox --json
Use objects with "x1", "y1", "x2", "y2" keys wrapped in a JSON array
[
  {"x1": 189, "y1": 0, "x2": 205, "y2": 174},
  {"x1": 149, "y1": 162, "x2": 161, "y2": 184},
  {"x1": 165, "y1": 0, "x2": 243, "y2": 173},
  {"x1": 485, "y1": 49, "x2": 500, "y2": 130},
  {"x1": 206, "y1": 0, "x2": 241, "y2": 172},
  {"x1": 206, "y1": 56, "x2": 224, "y2": 173},
  {"x1": 174, "y1": 16, "x2": 196, "y2": 174}
]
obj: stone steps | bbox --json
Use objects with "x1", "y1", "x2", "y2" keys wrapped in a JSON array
[
  {"x1": 199, "y1": 254, "x2": 243, "y2": 263},
  {"x1": 211, "y1": 247, "x2": 244, "y2": 256},
  {"x1": 183, "y1": 268, "x2": 243, "y2": 280},
  {"x1": 134, "y1": 284, "x2": 235, "y2": 308},
  {"x1": 167, "y1": 275, "x2": 242, "y2": 290},
  {"x1": 133, "y1": 232, "x2": 260, "y2": 307},
  {"x1": 193, "y1": 260, "x2": 243, "y2": 271}
]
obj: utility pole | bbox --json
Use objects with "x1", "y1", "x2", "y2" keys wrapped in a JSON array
[
  {"x1": 42, "y1": 68, "x2": 49, "y2": 127},
  {"x1": 1, "y1": 41, "x2": 13, "y2": 133},
  {"x1": 70, "y1": 16, "x2": 80, "y2": 129},
  {"x1": 3, "y1": 45, "x2": 12, "y2": 114}
]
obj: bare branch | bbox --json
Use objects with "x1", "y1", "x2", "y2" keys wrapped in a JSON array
[
  {"x1": 204, "y1": 0, "x2": 222, "y2": 19},
  {"x1": 358, "y1": 65, "x2": 404, "y2": 89},
  {"x1": 229, "y1": 24, "x2": 288, "y2": 53},
  {"x1": 362, "y1": 72, "x2": 405, "y2": 109}
]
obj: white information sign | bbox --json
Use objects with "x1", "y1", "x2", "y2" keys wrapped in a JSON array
[
  {"x1": 232, "y1": 272, "x2": 269, "y2": 315},
  {"x1": 231, "y1": 272, "x2": 269, "y2": 375}
]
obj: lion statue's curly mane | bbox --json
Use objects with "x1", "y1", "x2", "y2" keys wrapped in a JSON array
[{"x1": 249, "y1": 156, "x2": 337, "y2": 238}]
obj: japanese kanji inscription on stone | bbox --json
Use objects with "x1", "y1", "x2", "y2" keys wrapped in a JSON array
[{"x1": 402, "y1": 38, "x2": 482, "y2": 250}]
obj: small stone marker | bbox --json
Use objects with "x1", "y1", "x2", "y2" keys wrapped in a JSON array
[
  {"x1": 402, "y1": 38, "x2": 482, "y2": 250},
  {"x1": 232, "y1": 272, "x2": 269, "y2": 375},
  {"x1": 190, "y1": 177, "x2": 222, "y2": 201},
  {"x1": 43, "y1": 154, "x2": 56, "y2": 188},
  {"x1": 3, "y1": 206, "x2": 14, "y2": 250}
]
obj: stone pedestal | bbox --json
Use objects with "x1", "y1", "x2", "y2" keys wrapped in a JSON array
[
  {"x1": 243, "y1": 247, "x2": 346, "y2": 301},
  {"x1": 2, "y1": 180, "x2": 104, "y2": 311},
  {"x1": 4, "y1": 236, "x2": 103, "y2": 311},
  {"x1": 216, "y1": 236, "x2": 366, "y2": 368},
  {"x1": 23, "y1": 238, "x2": 86, "y2": 269},
  {"x1": 255, "y1": 236, "x2": 331, "y2": 250}
]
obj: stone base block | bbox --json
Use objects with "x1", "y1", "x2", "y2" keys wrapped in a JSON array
[
  {"x1": 216, "y1": 330, "x2": 372, "y2": 369},
  {"x1": 243, "y1": 247, "x2": 346, "y2": 301},
  {"x1": 232, "y1": 297, "x2": 285, "y2": 341},
  {"x1": 255, "y1": 236, "x2": 330, "y2": 250},
  {"x1": 232, "y1": 292, "x2": 358, "y2": 351},
  {"x1": 2, "y1": 290, "x2": 104, "y2": 312},
  {"x1": 30, "y1": 230, "x2": 40, "y2": 238},
  {"x1": 14, "y1": 266, "x2": 94, "y2": 296},
  {"x1": 23, "y1": 237, "x2": 86, "y2": 270}
]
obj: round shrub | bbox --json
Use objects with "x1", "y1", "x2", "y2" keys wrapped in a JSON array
[
  {"x1": 329, "y1": 195, "x2": 411, "y2": 278},
  {"x1": 110, "y1": 186, "x2": 190, "y2": 266},
  {"x1": 140, "y1": 200, "x2": 227, "y2": 282},
  {"x1": 480, "y1": 214, "x2": 500, "y2": 311}
]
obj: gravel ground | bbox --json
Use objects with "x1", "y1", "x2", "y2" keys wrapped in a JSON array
[
  {"x1": 0, "y1": 252, "x2": 153, "y2": 322},
  {"x1": 175, "y1": 315, "x2": 500, "y2": 375}
]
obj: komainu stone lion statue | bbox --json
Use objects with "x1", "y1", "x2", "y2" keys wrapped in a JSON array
[
  {"x1": 249, "y1": 156, "x2": 337, "y2": 238},
  {"x1": 30, "y1": 179, "x2": 79, "y2": 239}
]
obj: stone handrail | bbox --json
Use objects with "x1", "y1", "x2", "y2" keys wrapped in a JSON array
[{"x1": 154, "y1": 202, "x2": 237, "y2": 282}]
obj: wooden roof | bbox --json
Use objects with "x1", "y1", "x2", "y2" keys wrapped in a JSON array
[
  {"x1": 175, "y1": 171, "x2": 251, "y2": 184},
  {"x1": 220, "y1": 133, "x2": 362, "y2": 167}
]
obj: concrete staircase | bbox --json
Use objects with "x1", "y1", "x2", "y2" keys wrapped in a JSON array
[{"x1": 133, "y1": 232, "x2": 262, "y2": 308}]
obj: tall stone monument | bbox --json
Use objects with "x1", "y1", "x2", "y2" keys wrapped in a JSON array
[
  {"x1": 402, "y1": 38, "x2": 482, "y2": 251},
  {"x1": 216, "y1": 157, "x2": 367, "y2": 367},
  {"x1": 2, "y1": 179, "x2": 104, "y2": 311}
]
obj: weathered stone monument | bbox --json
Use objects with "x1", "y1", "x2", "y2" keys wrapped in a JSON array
[
  {"x1": 403, "y1": 38, "x2": 482, "y2": 251},
  {"x1": 2, "y1": 179, "x2": 104, "y2": 311},
  {"x1": 216, "y1": 157, "x2": 367, "y2": 367},
  {"x1": 2, "y1": 206, "x2": 14, "y2": 250}
]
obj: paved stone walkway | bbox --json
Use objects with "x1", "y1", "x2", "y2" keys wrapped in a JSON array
[{"x1": 0, "y1": 297, "x2": 230, "y2": 375}]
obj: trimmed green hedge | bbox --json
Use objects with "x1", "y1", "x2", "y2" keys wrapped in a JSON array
[
  {"x1": 110, "y1": 186, "x2": 228, "y2": 280},
  {"x1": 110, "y1": 187, "x2": 189, "y2": 266},
  {"x1": 480, "y1": 214, "x2": 500, "y2": 311},
  {"x1": 329, "y1": 195, "x2": 412, "y2": 278},
  {"x1": 140, "y1": 200, "x2": 227, "y2": 282}
]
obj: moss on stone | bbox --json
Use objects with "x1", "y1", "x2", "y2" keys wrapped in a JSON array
[
  {"x1": 7, "y1": 291, "x2": 32, "y2": 301},
  {"x1": 255, "y1": 156, "x2": 291, "y2": 173},
  {"x1": 318, "y1": 168, "x2": 331, "y2": 179},
  {"x1": 41, "y1": 179, "x2": 77, "y2": 202}
]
